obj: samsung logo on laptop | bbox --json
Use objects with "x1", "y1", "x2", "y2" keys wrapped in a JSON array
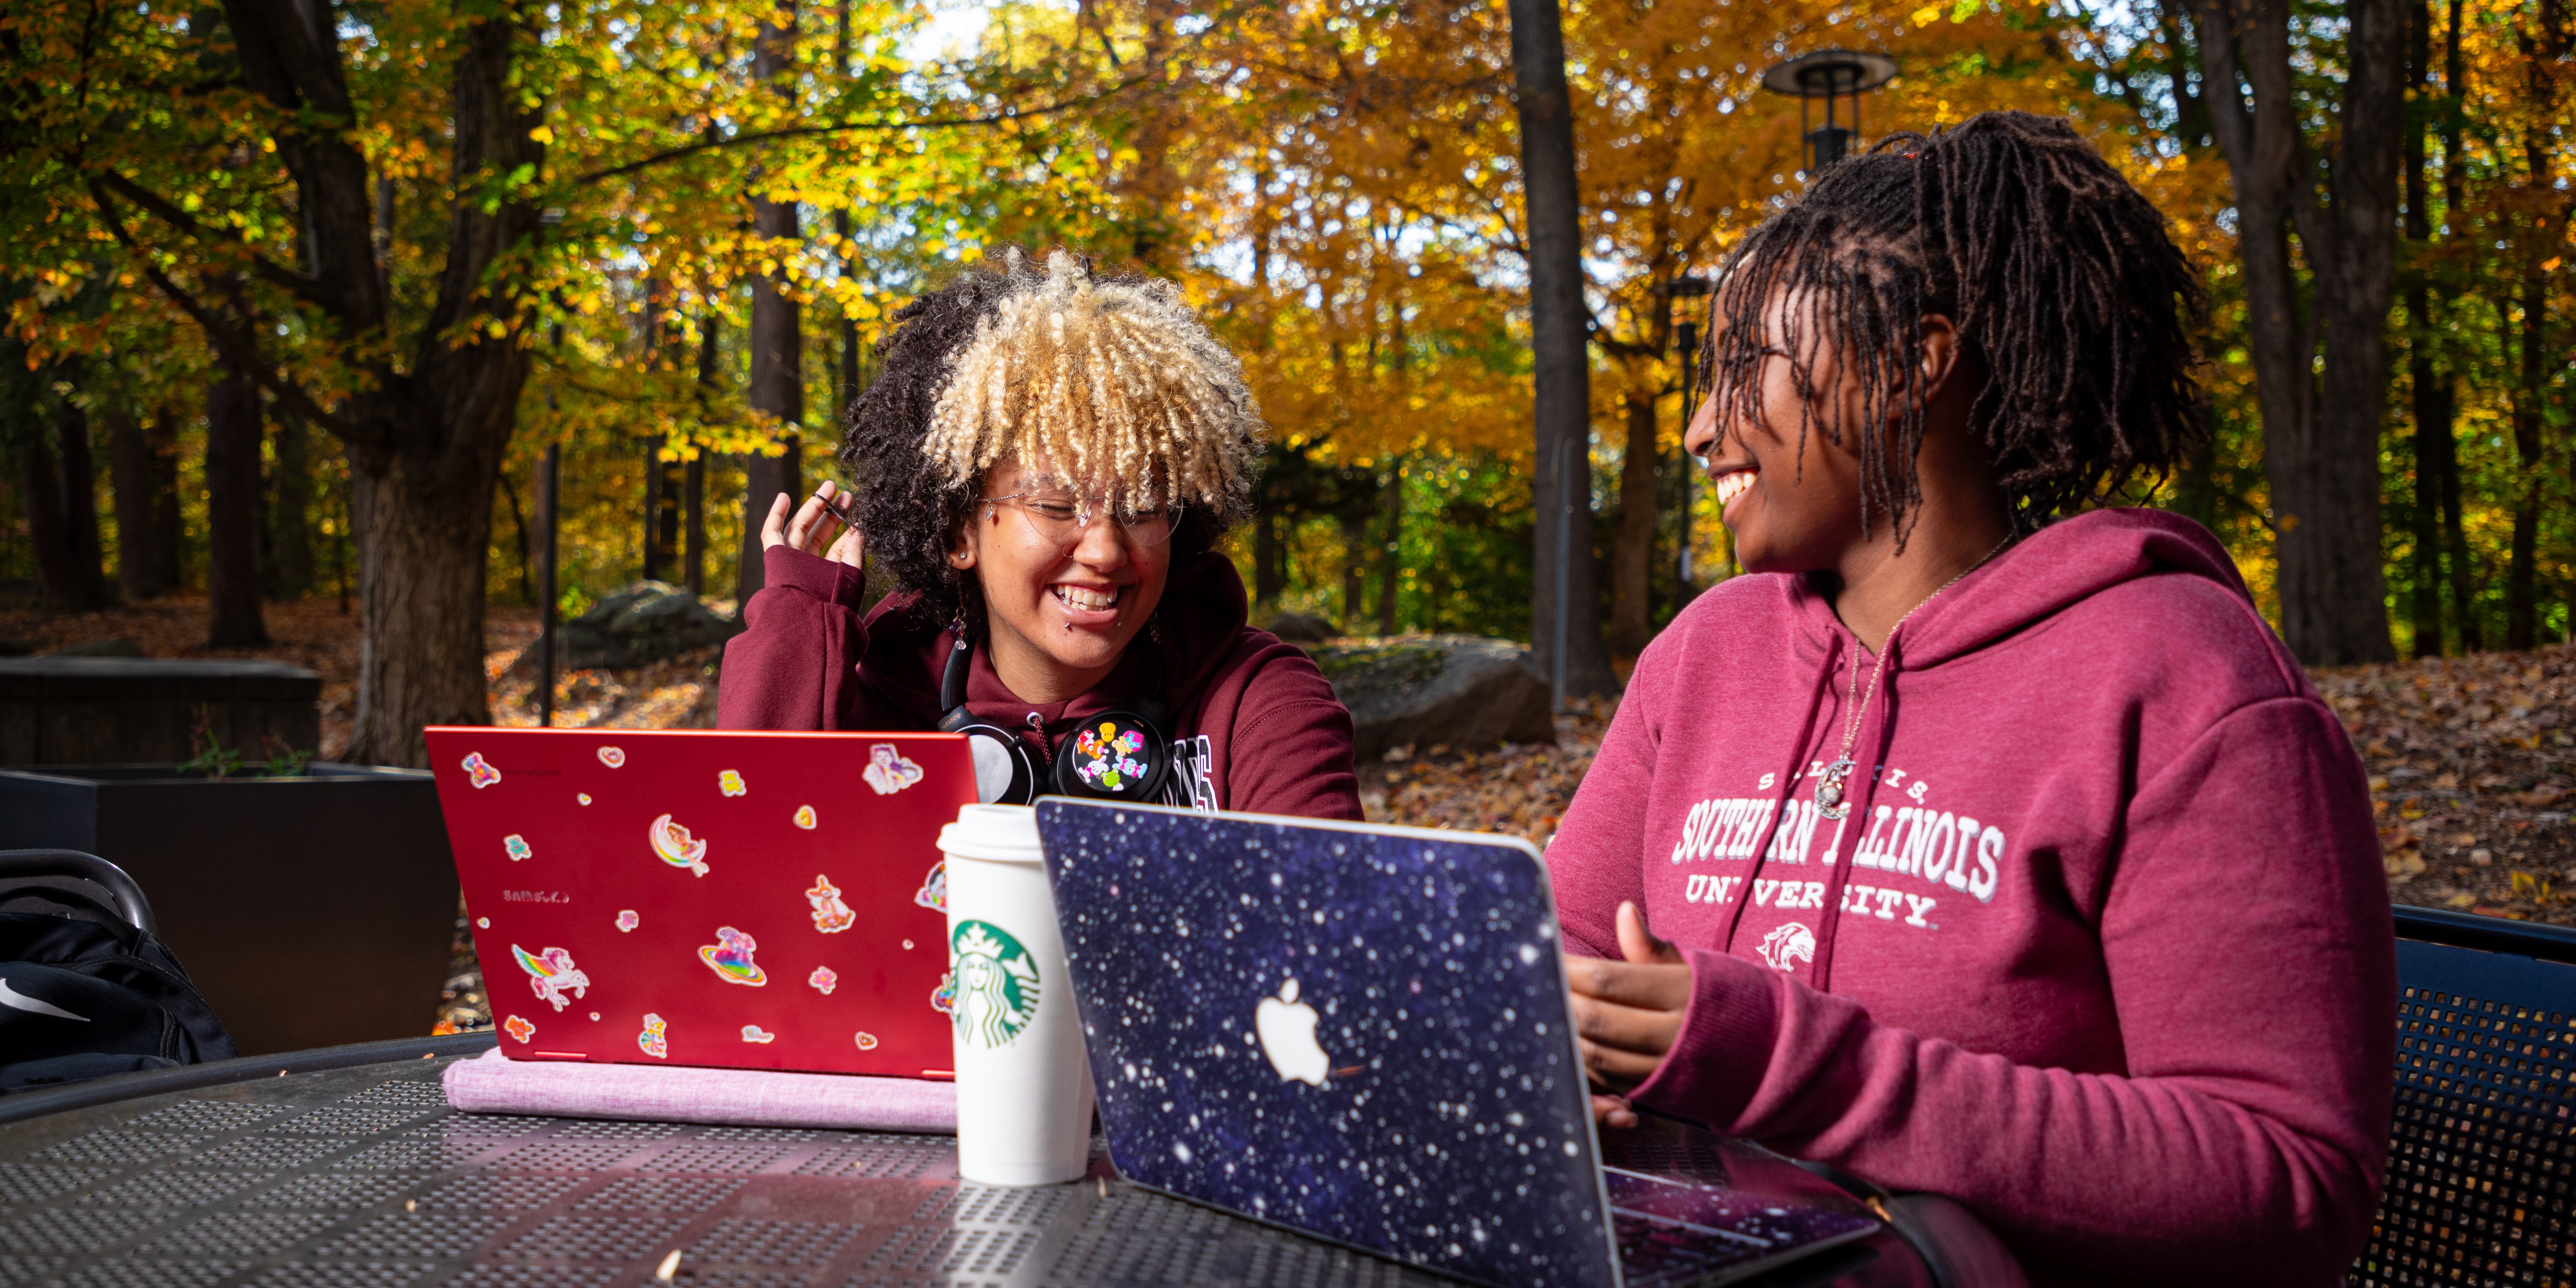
[{"x1": 501, "y1": 890, "x2": 572, "y2": 904}]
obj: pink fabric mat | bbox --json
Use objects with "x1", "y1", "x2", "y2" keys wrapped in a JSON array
[{"x1": 442, "y1": 1048, "x2": 956, "y2": 1132}]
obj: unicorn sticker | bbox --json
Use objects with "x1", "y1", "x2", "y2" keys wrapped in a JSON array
[
  {"x1": 862, "y1": 744, "x2": 925, "y2": 796},
  {"x1": 511, "y1": 945, "x2": 591, "y2": 1012}
]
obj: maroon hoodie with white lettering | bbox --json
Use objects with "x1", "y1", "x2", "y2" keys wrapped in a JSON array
[{"x1": 1546, "y1": 508, "x2": 2393, "y2": 1286}]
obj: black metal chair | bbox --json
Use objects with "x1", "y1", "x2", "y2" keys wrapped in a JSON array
[
  {"x1": 0, "y1": 847, "x2": 157, "y2": 932},
  {"x1": 2349, "y1": 906, "x2": 2576, "y2": 1286}
]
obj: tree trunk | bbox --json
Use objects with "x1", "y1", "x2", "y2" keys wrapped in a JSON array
[
  {"x1": 1610, "y1": 389, "x2": 1658, "y2": 656},
  {"x1": 107, "y1": 409, "x2": 168, "y2": 600},
  {"x1": 16, "y1": 411, "x2": 110, "y2": 613},
  {"x1": 738, "y1": 5, "x2": 803, "y2": 600},
  {"x1": 2438, "y1": 0, "x2": 2479, "y2": 651},
  {"x1": 1506, "y1": 0, "x2": 1618, "y2": 696},
  {"x1": 1254, "y1": 508, "x2": 1285, "y2": 608},
  {"x1": 349, "y1": 450, "x2": 499, "y2": 759},
  {"x1": 643, "y1": 436, "x2": 679, "y2": 583},
  {"x1": 2196, "y1": 0, "x2": 2402, "y2": 664},
  {"x1": 1340, "y1": 503, "x2": 1370, "y2": 633},
  {"x1": 269, "y1": 406, "x2": 315, "y2": 600},
  {"x1": 1376, "y1": 462, "x2": 1401, "y2": 636},
  {"x1": 149, "y1": 413, "x2": 182, "y2": 592},
  {"x1": 2506, "y1": 14, "x2": 2561, "y2": 650},
  {"x1": 689, "y1": 314, "x2": 717, "y2": 598},
  {"x1": 205, "y1": 365, "x2": 269, "y2": 646},
  {"x1": 2404, "y1": 0, "x2": 2445, "y2": 659}
]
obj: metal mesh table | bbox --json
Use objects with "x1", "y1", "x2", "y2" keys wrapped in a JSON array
[{"x1": 0, "y1": 1055, "x2": 1919, "y2": 1288}]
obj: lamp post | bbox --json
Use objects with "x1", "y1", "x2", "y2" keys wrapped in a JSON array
[
  {"x1": 1664, "y1": 274, "x2": 1713, "y2": 593},
  {"x1": 1760, "y1": 49, "x2": 1899, "y2": 174}
]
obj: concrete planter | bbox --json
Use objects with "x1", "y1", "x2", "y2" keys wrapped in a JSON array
[{"x1": 0, "y1": 764, "x2": 456, "y2": 1055}]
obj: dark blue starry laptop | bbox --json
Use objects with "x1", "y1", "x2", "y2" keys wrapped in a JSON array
[{"x1": 1034, "y1": 798, "x2": 1880, "y2": 1288}]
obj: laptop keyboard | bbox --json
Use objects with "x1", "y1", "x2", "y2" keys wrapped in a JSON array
[{"x1": 1605, "y1": 1168, "x2": 1878, "y2": 1286}]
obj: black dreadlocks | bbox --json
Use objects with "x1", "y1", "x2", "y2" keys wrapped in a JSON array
[
  {"x1": 1704, "y1": 111, "x2": 2206, "y2": 543},
  {"x1": 837, "y1": 251, "x2": 1242, "y2": 628}
]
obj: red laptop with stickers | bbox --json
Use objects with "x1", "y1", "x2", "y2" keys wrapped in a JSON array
[{"x1": 424, "y1": 727, "x2": 976, "y2": 1077}]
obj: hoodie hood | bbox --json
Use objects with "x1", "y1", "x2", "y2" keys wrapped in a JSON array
[{"x1": 849, "y1": 550, "x2": 1254, "y2": 739}]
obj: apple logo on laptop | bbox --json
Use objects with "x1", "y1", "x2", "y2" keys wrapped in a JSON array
[{"x1": 1256, "y1": 978, "x2": 1329, "y2": 1086}]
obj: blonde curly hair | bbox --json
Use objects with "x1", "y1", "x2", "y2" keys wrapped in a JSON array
[{"x1": 921, "y1": 250, "x2": 1263, "y2": 511}]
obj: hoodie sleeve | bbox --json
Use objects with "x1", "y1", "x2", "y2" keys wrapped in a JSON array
[
  {"x1": 1538, "y1": 675, "x2": 1660, "y2": 962},
  {"x1": 1628, "y1": 695, "x2": 2394, "y2": 1283},
  {"x1": 1221, "y1": 650, "x2": 1366, "y2": 821},
  {"x1": 716, "y1": 545, "x2": 872, "y2": 731}
]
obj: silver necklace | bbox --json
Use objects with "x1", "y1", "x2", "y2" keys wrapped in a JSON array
[{"x1": 1814, "y1": 531, "x2": 2015, "y2": 820}]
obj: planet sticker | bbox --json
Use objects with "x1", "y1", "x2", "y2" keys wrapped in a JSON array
[
  {"x1": 698, "y1": 926, "x2": 767, "y2": 986},
  {"x1": 740, "y1": 1025, "x2": 777, "y2": 1044},
  {"x1": 718, "y1": 769, "x2": 746, "y2": 797},
  {"x1": 648, "y1": 813, "x2": 710, "y2": 876},
  {"x1": 503, "y1": 1014, "x2": 535, "y2": 1043},
  {"x1": 793, "y1": 805, "x2": 817, "y2": 830},
  {"x1": 598, "y1": 746, "x2": 626, "y2": 769}
]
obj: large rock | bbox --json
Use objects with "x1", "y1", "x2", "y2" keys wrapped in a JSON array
[
  {"x1": 517, "y1": 581, "x2": 744, "y2": 673},
  {"x1": 1308, "y1": 635, "x2": 1554, "y2": 762}
]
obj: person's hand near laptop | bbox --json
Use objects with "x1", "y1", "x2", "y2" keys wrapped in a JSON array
[{"x1": 1566, "y1": 900, "x2": 1687, "y2": 1130}]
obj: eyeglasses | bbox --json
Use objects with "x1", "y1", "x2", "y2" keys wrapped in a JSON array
[{"x1": 981, "y1": 490, "x2": 1184, "y2": 549}]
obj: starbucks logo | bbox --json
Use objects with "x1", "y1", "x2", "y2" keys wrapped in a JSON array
[{"x1": 949, "y1": 920, "x2": 1041, "y2": 1048}]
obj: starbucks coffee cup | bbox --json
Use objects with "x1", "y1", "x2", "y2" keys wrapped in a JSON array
[{"x1": 938, "y1": 803, "x2": 1094, "y2": 1186}]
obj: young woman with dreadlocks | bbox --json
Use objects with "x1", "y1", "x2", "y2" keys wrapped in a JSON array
[
  {"x1": 718, "y1": 250, "x2": 1362, "y2": 819},
  {"x1": 1546, "y1": 113, "x2": 2390, "y2": 1283}
]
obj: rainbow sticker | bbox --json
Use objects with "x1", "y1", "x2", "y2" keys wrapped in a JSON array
[
  {"x1": 697, "y1": 926, "x2": 767, "y2": 986},
  {"x1": 503, "y1": 1014, "x2": 535, "y2": 1043},
  {"x1": 638, "y1": 1012, "x2": 669, "y2": 1059},
  {"x1": 648, "y1": 813, "x2": 710, "y2": 877},
  {"x1": 462, "y1": 752, "x2": 502, "y2": 790}
]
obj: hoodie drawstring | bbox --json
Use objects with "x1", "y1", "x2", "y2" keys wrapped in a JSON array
[
  {"x1": 1713, "y1": 632, "x2": 1848, "y2": 956},
  {"x1": 1807, "y1": 628, "x2": 1906, "y2": 992}
]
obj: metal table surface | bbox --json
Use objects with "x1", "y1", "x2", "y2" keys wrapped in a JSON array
[{"x1": 0, "y1": 1048, "x2": 1931, "y2": 1288}]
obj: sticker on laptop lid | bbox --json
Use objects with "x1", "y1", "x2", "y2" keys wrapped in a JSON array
[
  {"x1": 597, "y1": 746, "x2": 625, "y2": 768},
  {"x1": 793, "y1": 804, "x2": 816, "y2": 830},
  {"x1": 638, "y1": 1012, "x2": 668, "y2": 1058},
  {"x1": 740, "y1": 1025, "x2": 776, "y2": 1044},
  {"x1": 806, "y1": 876, "x2": 856, "y2": 934},
  {"x1": 912, "y1": 862, "x2": 947, "y2": 913},
  {"x1": 809, "y1": 965, "x2": 838, "y2": 995},
  {"x1": 578, "y1": 793, "x2": 591, "y2": 806},
  {"x1": 853, "y1": 1031, "x2": 878, "y2": 1051},
  {"x1": 863, "y1": 743, "x2": 924, "y2": 795},
  {"x1": 930, "y1": 972, "x2": 956, "y2": 1016},
  {"x1": 718, "y1": 769, "x2": 746, "y2": 797},
  {"x1": 503, "y1": 834, "x2": 532, "y2": 861},
  {"x1": 698, "y1": 927, "x2": 767, "y2": 986},
  {"x1": 511, "y1": 945, "x2": 591, "y2": 1012},
  {"x1": 503, "y1": 1014, "x2": 535, "y2": 1043},
  {"x1": 462, "y1": 752, "x2": 501, "y2": 789},
  {"x1": 615, "y1": 909, "x2": 639, "y2": 932},
  {"x1": 648, "y1": 813, "x2": 710, "y2": 876}
]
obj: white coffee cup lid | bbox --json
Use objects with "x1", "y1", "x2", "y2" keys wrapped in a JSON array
[{"x1": 938, "y1": 803, "x2": 1045, "y2": 864}]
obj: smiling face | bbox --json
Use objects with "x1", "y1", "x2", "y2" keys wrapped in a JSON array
[
  {"x1": 1685, "y1": 291, "x2": 1878, "y2": 578},
  {"x1": 953, "y1": 457, "x2": 1172, "y2": 703}
]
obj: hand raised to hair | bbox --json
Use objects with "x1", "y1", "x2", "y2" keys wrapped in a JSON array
[
  {"x1": 760, "y1": 480, "x2": 864, "y2": 568},
  {"x1": 1567, "y1": 901, "x2": 1692, "y2": 1129}
]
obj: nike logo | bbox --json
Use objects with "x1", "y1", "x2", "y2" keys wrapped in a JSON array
[{"x1": 0, "y1": 978, "x2": 89, "y2": 1022}]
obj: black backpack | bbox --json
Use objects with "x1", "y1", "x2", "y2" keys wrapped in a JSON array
[{"x1": 0, "y1": 887, "x2": 235, "y2": 1092}]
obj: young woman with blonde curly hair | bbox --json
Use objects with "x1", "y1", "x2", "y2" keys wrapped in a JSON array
[{"x1": 720, "y1": 250, "x2": 1362, "y2": 819}]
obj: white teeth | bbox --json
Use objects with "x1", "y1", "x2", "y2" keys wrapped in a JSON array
[
  {"x1": 1715, "y1": 472, "x2": 1756, "y2": 506},
  {"x1": 1053, "y1": 586, "x2": 1117, "y2": 612}
]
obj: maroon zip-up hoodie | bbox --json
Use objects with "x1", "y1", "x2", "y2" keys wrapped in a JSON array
[
  {"x1": 718, "y1": 544, "x2": 1363, "y2": 820},
  {"x1": 1547, "y1": 508, "x2": 2394, "y2": 1285}
]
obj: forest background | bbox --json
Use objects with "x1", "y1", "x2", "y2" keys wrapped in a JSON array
[{"x1": 3, "y1": 0, "x2": 2572, "y2": 765}]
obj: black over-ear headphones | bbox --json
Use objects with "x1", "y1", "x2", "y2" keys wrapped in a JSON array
[{"x1": 935, "y1": 628, "x2": 1175, "y2": 805}]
